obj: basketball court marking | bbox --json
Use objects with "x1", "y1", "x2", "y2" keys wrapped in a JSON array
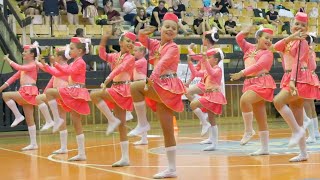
[
  {"x1": 1, "y1": 134, "x2": 319, "y2": 179},
  {"x1": 0, "y1": 146, "x2": 153, "y2": 180}
]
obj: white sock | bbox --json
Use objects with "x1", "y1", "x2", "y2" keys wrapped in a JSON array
[
  {"x1": 210, "y1": 125, "x2": 218, "y2": 145},
  {"x1": 39, "y1": 103, "x2": 53, "y2": 123},
  {"x1": 193, "y1": 108, "x2": 208, "y2": 125},
  {"x1": 278, "y1": 105, "x2": 300, "y2": 133},
  {"x1": 298, "y1": 133, "x2": 307, "y2": 157},
  {"x1": 76, "y1": 134, "x2": 85, "y2": 156},
  {"x1": 28, "y1": 125, "x2": 37, "y2": 145},
  {"x1": 96, "y1": 101, "x2": 117, "y2": 123},
  {"x1": 60, "y1": 130, "x2": 68, "y2": 150},
  {"x1": 48, "y1": 100, "x2": 61, "y2": 121},
  {"x1": 259, "y1": 131, "x2": 269, "y2": 152},
  {"x1": 242, "y1": 112, "x2": 253, "y2": 133},
  {"x1": 165, "y1": 146, "x2": 176, "y2": 172},
  {"x1": 120, "y1": 141, "x2": 129, "y2": 161},
  {"x1": 133, "y1": 101, "x2": 148, "y2": 127},
  {"x1": 6, "y1": 100, "x2": 23, "y2": 119},
  {"x1": 313, "y1": 117, "x2": 319, "y2": 132}
]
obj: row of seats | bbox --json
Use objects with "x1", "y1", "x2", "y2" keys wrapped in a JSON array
[{"x1": 16, "y1": 24, "x2": 113, "y2": 37}]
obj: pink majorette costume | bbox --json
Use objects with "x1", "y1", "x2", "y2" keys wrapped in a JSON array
[
  {"x1": 187, "y1": 50, "x2": 206, "y2": 92},
  {"x1": 236, "y1": 28, "x2": 276, "y2": 102},
  {"x1": 43, "y1": 66, "x2": 69, "y2": 92},
  {"x1": 274, "y1": 14, "x2": 314, "y2": 99},
  {"x1": 133, "y1": 42, "x2": 147, "y2": 81},
  {"x1": 40, "y1": 47, "x2": 69, "y2": 92},
  {"x1": 196, "y1": 49, "x2": 227, "y2": 114},
  {"x1": 44, "y1": 37, "x2": 91, "y2": 115},
  {"x1": 5, "y1": 45, "x2": 39, "y2": 105},
  {"x1": 99, "y1": 32, "x2": 136, "y2": 111},
  {"x1": 138, "y1": 19, "x2": 186, "y2": 112}
]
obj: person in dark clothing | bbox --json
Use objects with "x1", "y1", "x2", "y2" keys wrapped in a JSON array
[
  {"x1": 74, "y1": 28, "x2": 84, "y2": 37},
  {"x1": 171, "y1": 0, "x2": 185, "y2": 19},
  {"x1": 149, "y1": 0, "x2": 167, "y2": 30},
  {"x1": 224, "y1": 14, "x2": 238, "y2": 36},
  {"x1": 212, "y1": 0, "x2": 229, "y2": 14}
]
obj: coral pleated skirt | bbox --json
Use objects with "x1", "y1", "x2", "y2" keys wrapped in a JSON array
[
  {"x1": 18, "y1": 86, "x2": 38, "y2": 105},
  {"x1": 243, "y1": 74, "x2": 276, "y2": 102},
  {"x1": 146, "y1": 77, "x2": 186, "y2": 112},
  {"x1": 281, "y1": 70, "x2": 316, "y2": 99},
  {"x1": 105, "y1": 83, "x2": 133, "y2": 111},
  {"x1": 58, "y1": 86, "x2": 91, "y2": 115},
  {"x1": 198, "y1": 90, "x2": 227, "y2": 115}
]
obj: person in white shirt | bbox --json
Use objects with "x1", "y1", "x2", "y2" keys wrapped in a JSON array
[{"x1": 123, "y1": 0, "x2": 137, "y2": 25}]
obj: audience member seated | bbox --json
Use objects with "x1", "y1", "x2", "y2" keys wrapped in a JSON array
[
  {"x1": 104, "y1": 1, "x2": 124, "y2": 25},
  {"x1": 209, "y1": 12, "x2": 226, "y2": 35},
  {"x1": 149, "y1": 0, "x2": 167, "y2": 31},
  {"x1": 63, "y1": 0, "x2": 79, "y2": 25},
  {"x1": 20, "y1": 0, "x2": 42, "y2": 16},
  {"x1": 224, "y1": 13, "x2": 237, "y2": 36},
  {"x1": 134, "y1": 7, "x2": 148, "y2": 34},
  {"x1": 212, "y1": 0, "x2": 229, "y2": 15},
  {"x1": 171, "y1": 0, "x2": 185, "y2": 20},
  {"x1": 193, "y1": 9, "x2": 210, "y2": 35},
  {"x1": 167, "y1": 7, "x2": 192, "y2": 35},
  {"x1": 107, "y1": 26, "x2": 122, "y2": 53},
  {"x1": 123, "y1": 0, "x2": 137, "y2": 25},
  {"x1": 81, "y1": 0, "x2": 98, "y2": 25}
]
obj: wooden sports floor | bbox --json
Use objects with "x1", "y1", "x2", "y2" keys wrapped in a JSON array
[{"x1": 1, "y1": 117, "x2": 320, "y2": 180}]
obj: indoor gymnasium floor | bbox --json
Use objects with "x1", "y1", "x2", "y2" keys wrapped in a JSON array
[{"x1": 0, "y1": 117, "x2": 320, "y2": 180}]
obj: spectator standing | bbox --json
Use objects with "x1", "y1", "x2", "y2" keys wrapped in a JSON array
[
  {"x1": 81, "y1": 0, "x2": 98, "y2": 25},
  {"x1": 63, "y1": 0, "x2": 79, "y2": 25},
  {"x1": 43, "y1": 0, "x2": 60, "y2": 25}
]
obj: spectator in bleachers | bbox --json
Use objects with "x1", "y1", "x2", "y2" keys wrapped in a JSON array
[
  {"x1": 193, "y1": 9, "x2": 210, "y2": 35},
  {"x1": 43, "y1": 0, "x2": 59, "y2": 25},
  {"x1": 74, "y1": 28, "x2": 84, "y2": 37},
  {"x1": 168, "y1": 7, "x2": 192, "y2": 35},
  {"x1": 103, "y1": 0, "x2": 112, "y2": 6},
  {"x1": 224, "y1": 13, "x2": 238, "y2": 36},
  {"x1": 209, "y1": 12, "x2": 226, "y2": 35},
  {"x1": 21, "y1": 0, "x2": 42, "y2": 16},
  {"x1": 107, "y1": 26, "x2": 122, "y2": 53},
  {"x1": 134, "y1": 7, "x2": 148, "y2": 34},
  {"x1": 80, "y1": 0, "x2": 98, "y2": 25},
  {"x1": 149, "y1": 0, "x2": 167, "y2": 31},
  {"x1": 62, "y1": 0, "x2": 79, "y2": 25},
  {"x1": 309, "y1": 7, "x2": 318, "y2": 18},
  {"x1": 123, "y1": 0, "x2": 137, "y2": 25},
  {"x1": 171, "y1": 0, "x2": 185, "y2": 20},
  {"x1": 104, "y1": 0, "x2": 124, "y2": 25},
  {"x1": 212, "y1": 0, "x2": 230, "y2": 15},
  {"x1": 266, "y1": 3, "x2": 282, "y2": 32}
]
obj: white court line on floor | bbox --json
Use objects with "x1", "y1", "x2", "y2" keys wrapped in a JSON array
[
  {"x1": 0, "y1": 147, "x2": 152, "y2": 180},
  {"x1": 1, "y1": 141, "x2": 320, "y2": 175}
]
